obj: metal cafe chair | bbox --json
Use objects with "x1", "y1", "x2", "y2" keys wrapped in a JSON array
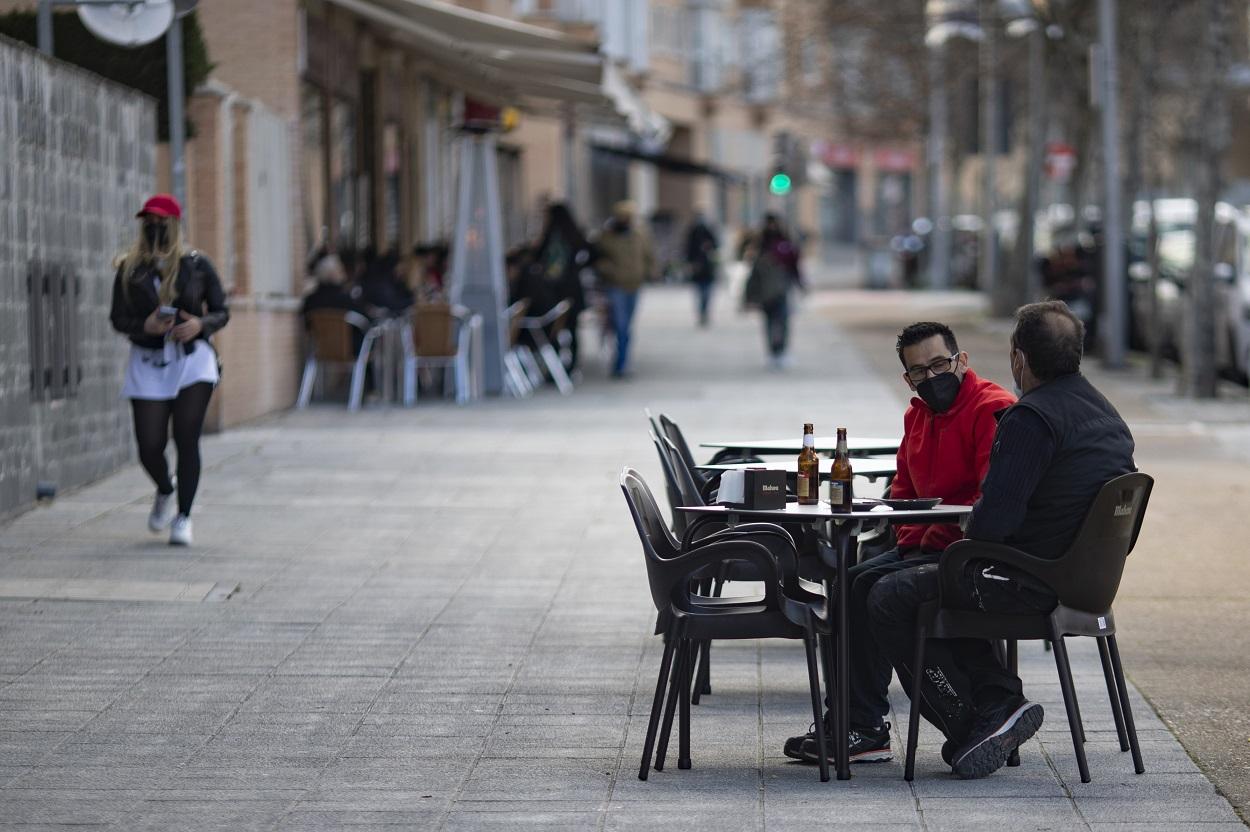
[
  {"x1": 517, "y1": 298, "x2": 575, "y2": 395},
  {"x1": 297, "y1": 309, "x2": 383, "y2": 412},
  {"x1": 400, "y1": 303, "x2": 482, "y2": 406},
  {"x1": 620, "y1": 468, "x2": 834, "y2": 782},
  {"x1": 503, "y1": 299, "x2": 534, "y2": 398},
  {"x1": 903, "y1": 472, "x2": 1153, "y2": 784}
]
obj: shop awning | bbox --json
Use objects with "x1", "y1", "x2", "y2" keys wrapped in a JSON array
[
  {"x1": 326, "y1": 0, "x2": 662, "y2": 133},
  {"x1": 590, "y1": 143, "x2": 742, "y2": 182}
]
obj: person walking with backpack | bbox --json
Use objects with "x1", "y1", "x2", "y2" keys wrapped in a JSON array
[
  {"x1": 109, "y1": 194, "x2": 229, "y2": 546},
  {"x1": 742, "y1": 213, "x2": 803, "y2": 368}
]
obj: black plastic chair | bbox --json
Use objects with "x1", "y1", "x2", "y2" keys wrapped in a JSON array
[
  {"x1": 902, "y1": 472, "x2": 1154, "y2": 783},
  {"x1": 658, "y1": 413, "x2": 763, "y2": 499},
  {"x1": 652, "y1": 432, "x2": 827, "y2": 704},
  {"x1": 620, "y1": 468, "x2": 833, "y2": 782}
]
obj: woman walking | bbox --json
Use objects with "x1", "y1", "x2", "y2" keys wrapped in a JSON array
[
  {"x1": 109, "y1": 194, "x2": 229, "y2": 546},
  {"x1": 742, "y1": 213, "x2": 802, "y2": 368}
]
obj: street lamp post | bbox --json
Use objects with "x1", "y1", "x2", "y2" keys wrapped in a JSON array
[
  {"x1": 978, "y1": 0, "x2": 999, "y2": 301},
  {"x1": 927, "y1": 40, "x2": 951, "y2": 290},
  {"x1": 1098, "y1": 0, "x2": 1126, "y2": 368},
  {"x1": 926, "y1": 1, "x2": 982, "y2": 291}
]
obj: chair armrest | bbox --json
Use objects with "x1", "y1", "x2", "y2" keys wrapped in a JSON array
[
  {"x1": 938, "y1": 539, "x2": 1063, "y2": 610},
  {"x1": 693, "y1": 524, "x2": 799, "y2": 578},
  {"x1": 665, "y1": 540, "x2": 781, "y2": 610}
]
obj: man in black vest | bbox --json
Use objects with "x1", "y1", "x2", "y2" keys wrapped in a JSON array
[{"x1": 866, "y1": 300, "x2": 1135, "y2": 779}]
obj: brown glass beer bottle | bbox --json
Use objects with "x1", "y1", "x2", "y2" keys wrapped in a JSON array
[
  {"x1": 796, "y1": 423, "x2": 820, "y2": 505},
  {"x1": 829, "y1": 427, "x2": 853, "y2": 513}
]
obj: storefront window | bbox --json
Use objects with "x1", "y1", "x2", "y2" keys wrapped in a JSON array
[
  {"x1": 301, "y1": 82, "x2": 327, "y2": 256},
  {"x1": 330, "y1": 98, "x2": 357, "y2": 250}
]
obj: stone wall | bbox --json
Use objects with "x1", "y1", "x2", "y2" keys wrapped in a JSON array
[{"x1": 0, "y1": 35, "x2": 156, "y2": 519}]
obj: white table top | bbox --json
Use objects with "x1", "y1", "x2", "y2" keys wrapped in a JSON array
[
  {"x1": 676, "y1": 502, "x2": 972, "y2": 523},
  {"x1": 700, "y1": 436, "x2": 902, "y2": 456},
  {"x1": 696, "y1": 458, "x2": 897, "y2": 478}
]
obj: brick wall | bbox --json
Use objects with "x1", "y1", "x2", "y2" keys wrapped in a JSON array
[{"x1": 0, "y1": 35, "x2": 156, "y2": 519}]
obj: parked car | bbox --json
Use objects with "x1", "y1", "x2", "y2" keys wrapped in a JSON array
[{"x1": 1128, "y1": 199, "x2": 1250, "y2": 382}]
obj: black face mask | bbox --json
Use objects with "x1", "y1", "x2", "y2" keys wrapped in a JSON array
[
  {"x1": 144, "y1": 224, "x2": 169, "y2": 251},
  {"x1": 915, "y1": 371, "x2": 963, "y2": 413}
]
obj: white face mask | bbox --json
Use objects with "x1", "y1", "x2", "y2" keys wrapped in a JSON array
[{"x1": 1010, "y1": 351, "x2": 1024, "y2": 397}]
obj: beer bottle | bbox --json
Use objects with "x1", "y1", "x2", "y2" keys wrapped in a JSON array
[
  {"x1": 796, "y1": 423, "x2": 820, "y2": 505},
  {"x1": 829, "y1": 427, "x2": 853, "y2": 513}
]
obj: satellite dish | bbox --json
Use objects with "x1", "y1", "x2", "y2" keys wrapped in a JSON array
[
  {"x1": 79, "y1": 0, "x2": 174, "y2": 48},
  {"x1": 173, "y1": 0, "x2": 198, "y2": 18}
]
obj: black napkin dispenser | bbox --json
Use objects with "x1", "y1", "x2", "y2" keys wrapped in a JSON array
[{"x1": 717, "y1": 468, "x2": 787, "y2": 510}]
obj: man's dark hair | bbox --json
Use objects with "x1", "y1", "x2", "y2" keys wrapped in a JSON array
[
  {"x1": 1011, "y1": 300, "x2": 1084, "y2": 381},
  {"x1": 896, "y1": 322, "x2": 959, "y2": 367}
]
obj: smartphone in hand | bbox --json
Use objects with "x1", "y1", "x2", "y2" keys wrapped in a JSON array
[{"x1": 156, "y1": 305, "x2": 178, "y2": 321}]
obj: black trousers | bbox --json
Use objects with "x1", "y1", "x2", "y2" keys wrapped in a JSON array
[
  {"x1": 866, "y1": 559, "x2": 1058, "y2": 745},
  {"x1": 845, "y1": 548, "x2": 941, "y2": 731}
]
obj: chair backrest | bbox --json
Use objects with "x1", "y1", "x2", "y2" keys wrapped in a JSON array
[
  {"x1": 658, "y1": 414, "x2": 702, "y2": 484},
  {"x1": 661, "y1": 435, "x2": 707, "y2": 509},
  {"x1": 505, "y1": 299, "x2": 530, "y2": 347},
  {"x1": 650, "y1": 431, "x2": 687, "y2": 537},
  {"x1": 412, "y1": 303, "x2": 458, "y2": 357},
  {"x1": 620, "y1": 467, "x2": 684, "y2": 613},
  {"x1": 643, "y1": 407, "x2": 661, "y2": 437},
  {"x1": 1053, "y1": 472, "x2": 1154, "y2": 613},
  {"x1": 306, "y1": 309, "x2": 363, "y2": 362}
]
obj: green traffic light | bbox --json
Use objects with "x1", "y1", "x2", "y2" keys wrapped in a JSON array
[{"x1": 769, "y1": 172, "x2": 792, "y2": 195}]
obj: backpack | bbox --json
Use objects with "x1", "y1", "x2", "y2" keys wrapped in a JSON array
[{"x1": 743, "y1": 252, "x2": 790, "y2": 306}]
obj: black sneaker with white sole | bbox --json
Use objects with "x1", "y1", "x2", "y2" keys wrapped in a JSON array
[
  {"x1": 783, "y1": 722, "x2": 817, "y2": 761},
  {"x1": 793, "y1": 722, "x2": 892, "y2": 765},
  {"x1": 951, "y1": 698, "x2": 1043, "y2": 779}
]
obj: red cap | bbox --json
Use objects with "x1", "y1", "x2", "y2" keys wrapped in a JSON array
[{"x1": 136, "y1": 194, "x2": 182, "y2": 219}]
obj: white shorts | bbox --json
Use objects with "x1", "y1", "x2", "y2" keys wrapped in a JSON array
[{"x1": 121, "y1": 340, "x2": 219, "y2": 401}]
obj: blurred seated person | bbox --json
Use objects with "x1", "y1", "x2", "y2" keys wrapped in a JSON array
[
  {"x1": 359, "y1": 250, "x2": 414, "y2": 319},
  {"x1": 301, "y1": 254, "x2": 368, "y2": 320},
  {"x1": 407, "y1": 243, "x2": 449, "y2": 303}
]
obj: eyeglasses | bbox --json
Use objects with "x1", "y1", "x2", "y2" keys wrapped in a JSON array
[{"x1": 905, "y1": 354, "x2": 959, "y2": 384}]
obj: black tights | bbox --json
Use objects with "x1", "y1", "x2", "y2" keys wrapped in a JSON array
[{"x1": 131, "y1": 382, "x2": 214, "y2": 517}]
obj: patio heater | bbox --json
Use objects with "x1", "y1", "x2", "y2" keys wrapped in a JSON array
[{"x1": 448, "y1": 101, "x2": 510, "y2": 396}]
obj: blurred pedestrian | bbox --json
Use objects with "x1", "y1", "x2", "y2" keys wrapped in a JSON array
[
  {"x1": 594, "y1": 201, "x2": 655, "y2": 379},
  {"x1": 742, "y1": 213, "x2": 803, "y2": 368},
  {"x1": 529, "y1": 203, "x2": 592, "y2": 370},
  {"x1": 685, "y1": 210, "x2": 719, "y2": 327},
  {"x1": 109, "y1": 194, "x2": 229, "y2": 547}
]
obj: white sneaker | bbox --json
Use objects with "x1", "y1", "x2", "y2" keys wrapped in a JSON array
[
  {"x1": 148, "y1": 488, "x2": 177, "y2": 532},
  {"x1": 169, "y1": 515, "x2": 192, "y2": 546}
]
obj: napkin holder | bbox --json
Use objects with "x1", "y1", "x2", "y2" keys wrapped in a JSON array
[{"x1": 716, "y1": 468, "x2": 787, "y2": 511}]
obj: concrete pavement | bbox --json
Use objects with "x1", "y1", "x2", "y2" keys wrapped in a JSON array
[{"x1": 0, "y1": 267, "x2": 1244, "y2": 830}]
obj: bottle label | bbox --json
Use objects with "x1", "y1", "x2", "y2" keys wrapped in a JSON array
[
  {"x1": 829, "y1": 481, "x2": 844, "y2": 505},
  {"x1": 803, "y1": 434, "x2": 815, "y2": 448},
  {"x1": 797, "y1": 474, "x2": 810, "y2": 499}
]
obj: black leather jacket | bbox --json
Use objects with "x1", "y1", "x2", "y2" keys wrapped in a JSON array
[{"x1": 110, "y1": 251, "x2": 230, "y2": 350}]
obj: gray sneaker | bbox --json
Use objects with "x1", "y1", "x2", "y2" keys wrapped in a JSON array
[
  {"x1": 148, "y1": 486, "x2": 177, "y2": 532},
  {"x1": 168, "y1": 514, "x2": 193, "y2": 546}
]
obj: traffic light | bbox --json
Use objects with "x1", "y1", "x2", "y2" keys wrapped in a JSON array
[{"x1": 769, "y1": 131, "x2": 805, "y2": 196}]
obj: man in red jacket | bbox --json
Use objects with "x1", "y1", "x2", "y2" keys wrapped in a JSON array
[{"x1": 785, "y1": 321, "x2": 1014, "y2": 765}]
